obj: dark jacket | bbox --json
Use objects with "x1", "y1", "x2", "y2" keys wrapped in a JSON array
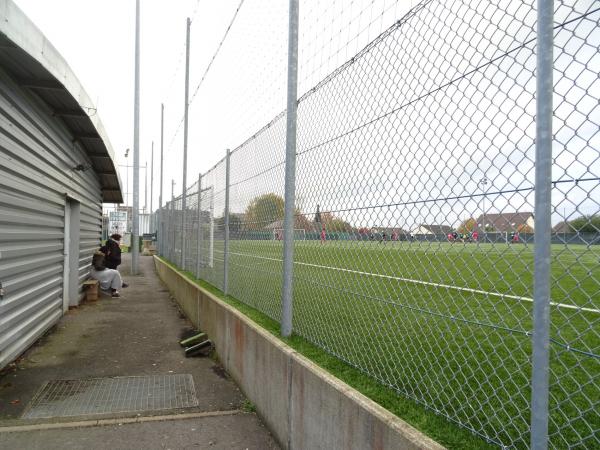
[{"x1": 101, "y1": 238, "x2": 122, "y2": 269}]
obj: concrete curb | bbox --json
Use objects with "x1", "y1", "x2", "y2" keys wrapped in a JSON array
[
  {"x1": 0, "y1": 410, "x2": 242, "y2": 433},
  {"x1": 154, "y1": 257, "x2": 446, "y2": 450}
]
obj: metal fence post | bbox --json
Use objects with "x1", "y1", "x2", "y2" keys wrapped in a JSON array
[
  {"x1": 171, "y1": 180, "x2": 175, "y2": 262},
  {"x1": 196, "y1": 173, "x2": 202, "y2": 278},
  {"x1": 281, "y1": 0, "x2": 299, "y2": 338},
  {"x1": 223, "y1": 149, "x2": 231, "y2": 295},
  {"x1": 209, "y1": 189, "x2": 214, "y2": 268},
  {"x1": 159, "y1": 103, "x2": 164, "y2": 256},
  {"x1": 131, "y1": 0, "x2": 141, "y2": 275},
  {"x1": 181, "y1": 17, "x2": 191, "y2": 269},
  {"x1": 531, "y1": 1, "x2": 553, "y2": 449},
  {"x1": 150, "y1": 141, "x2": 154, "y2": 229}
]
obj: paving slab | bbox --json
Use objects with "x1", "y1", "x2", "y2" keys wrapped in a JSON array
[
  {"x1": 0, "y1": 413, "x2": 278, "y2": 450},
  {"x1": 0, "y1": 253, "x2": 279, "y2": 449}
]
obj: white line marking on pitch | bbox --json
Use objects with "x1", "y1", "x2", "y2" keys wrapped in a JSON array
[{"x1": 227, "y1": 251, "x2": 600, "y2": 314}]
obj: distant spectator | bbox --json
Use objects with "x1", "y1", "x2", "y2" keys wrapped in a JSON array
[
  {"x1": 472, "y1": 231, "x2": 478, "y2": 241},
  {"x1": 90, "y1": 252, "x2": 126, "y2": 298},
  {"x1": 391, "y1": 231, "x2": 398, "y2": 241},
  {"x1": 101, "y1": 234, "x2": 122, "y2": 270}
]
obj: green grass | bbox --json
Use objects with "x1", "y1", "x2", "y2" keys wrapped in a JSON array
[{"x1": 164, "y1": 239, "x2": 599, "y2": 449}]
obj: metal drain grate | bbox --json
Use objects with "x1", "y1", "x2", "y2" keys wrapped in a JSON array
[{"x1": 22, "y1": 374, "x2": 199, "y2": 419}]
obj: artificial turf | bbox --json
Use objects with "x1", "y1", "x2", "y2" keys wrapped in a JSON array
[{"x1": 164, "y1": 239, "x2": 599, "y2": 449}]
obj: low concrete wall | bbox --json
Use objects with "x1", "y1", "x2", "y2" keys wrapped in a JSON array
[{"x1": 154, "y1": 257, "x2": 445, "y2": 450}]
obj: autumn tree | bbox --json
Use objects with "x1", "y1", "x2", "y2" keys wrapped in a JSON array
[
  {"x1": 517, "y1": 223, "x2": 534, "y2": 233},
  {"x1": 458, "y1": 218, "x2": 477, "y2": 233},
  {"x1": 244, "y1": 193, "x2": 284, "y2": 230}
]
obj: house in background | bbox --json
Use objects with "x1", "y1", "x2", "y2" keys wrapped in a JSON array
[
  {"x1": 552, "y1": 221, "x2": 571, "y2": 234},
  {"x1": 410, "y1": 224, "x2": 453, "y2": 236},
  {"x1": 475, "y1": 212, "x2": 534, "y2": 233},
  {"x1": 0, "y1": 0, "x2": 121, "y2": 370}
]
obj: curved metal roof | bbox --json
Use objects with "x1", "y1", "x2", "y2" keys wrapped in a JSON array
[{"x1": 0, "y1": 0, "x2": 123, "y2": 202}]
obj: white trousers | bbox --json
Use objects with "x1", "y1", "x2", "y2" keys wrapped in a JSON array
[{"x1": 91, "y1": 268, "x2": 123, "y2": 291}]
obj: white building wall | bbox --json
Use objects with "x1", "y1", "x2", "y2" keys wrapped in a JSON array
[{"x1": 0, "y1": 69, "x2": 102, "y2": 370}]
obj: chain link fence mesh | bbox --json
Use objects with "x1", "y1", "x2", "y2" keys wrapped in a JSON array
[{"x1": 157, "y1": 0, "x2": 599, "y2": 447}]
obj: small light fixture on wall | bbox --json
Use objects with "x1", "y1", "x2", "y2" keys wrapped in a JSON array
[{"x1": 73, "y1": 163, "x2": 92, "y2": 172}]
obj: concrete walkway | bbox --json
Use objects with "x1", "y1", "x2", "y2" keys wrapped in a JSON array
[{"x1": 0, "y1": 254, "x2": 279, "y2": 450}]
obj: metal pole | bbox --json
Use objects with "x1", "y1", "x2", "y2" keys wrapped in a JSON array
[
  {"x1": 159, "y1": 104, "x2": 164, "y2": 255},
  {"x1": 171, "y1": 180, "x2": 175, "y2": 261},
  {"x1": 483, "y1": 189, "x2": 485, "y2": 242},
  {"x1": 479, "y1": 177, "x2": 487, "y2": 242},
  {"x1": 223, "y1": 149, "x2": 231, "y2": 295},
  {"x1": 563, "y1": 207, "x2": 566, "y2": 244},
  {"x1": 131, "y1": 0, "x2": 141, "y2": 274},
  {"x1": 209, "y1": 190, "x2": 214, "y2": 268},
  {"x1": 531, "y1": 1, "x2": 553, "y2": 448},
  {"x1": 181, "y1": 17, "x2": 191, "y2": 269},
  {"x1": 150, "y1": 141, "x2": 154, "y2": 225},
  {"x1": 144, "y1": 162, "x2": 148, "y2": 214},
  {"x1": 281, "y1": 0, "x2": 299, "y2": 338},
  {"x1": 196, "y1": 173, "x2": 202, "y2": 278},
  {"x1": 126, "y1": 157, "x2": 129, "y2": 208}
]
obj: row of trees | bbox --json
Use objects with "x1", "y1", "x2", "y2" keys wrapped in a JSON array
[
  {"x1": 243, "y1": 193, "x2": 353, "y2": 231},
  {"x1": 456, "y1": 218, "x2": 534, "y2": 234},
  {"x1": 237, "y1": 194, "x2": 600, "y2": 234},
  {"x1": 565, "y1": 214, "x2": 600, "y2": 232},
  {"x1": 456, "y1": 215, "x2": 600, "y2": 234}
]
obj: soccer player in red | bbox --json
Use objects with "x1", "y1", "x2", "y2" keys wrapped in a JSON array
[{"x1": 320, "y1": 227, "x2": 326, "y2": 244}]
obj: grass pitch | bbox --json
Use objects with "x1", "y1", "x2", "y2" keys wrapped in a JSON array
[{"x1": 182, "y1": 239, "x2": 599, "y2": 448}]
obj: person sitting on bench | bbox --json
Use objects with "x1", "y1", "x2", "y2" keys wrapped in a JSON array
[{"x1": 90, "y1": 251, "x2": 127, "y2": 298}]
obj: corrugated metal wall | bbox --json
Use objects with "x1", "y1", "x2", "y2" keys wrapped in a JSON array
[{"x1": 0, "y1": 68, "x2": 102, "y2": 369}]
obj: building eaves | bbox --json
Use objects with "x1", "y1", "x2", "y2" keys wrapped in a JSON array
[{"x1": 0, "y1": 0, "x2": 123, "y2": 203}]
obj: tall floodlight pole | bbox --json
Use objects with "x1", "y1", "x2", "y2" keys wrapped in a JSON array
[
  {"x1": 144, "y1": 161, "x2": 148, "y2": 214},
  {"x1": 124, "y1": 149, "x2": 129, "y2": 207},
  {"x1": 181, "y1": 17, "x2": 191, "y2": 269},
  {"x1": 159, "y1": 104, "x2": 164, "y2": 253},
  {"x1": 131, "y1": 0, "x2": 141, "y2": 274},
  {"x1": 281, "y1": 0, "x2": 299, "y2": 338},
  {"x1": 149, "y1": 141, "x2": 154, "y2": 233},
  {"x1": 531, "y1": 0, "x2": 553, "y2": 448}
]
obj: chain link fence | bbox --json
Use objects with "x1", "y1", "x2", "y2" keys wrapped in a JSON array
[{"x1": 157, "y1": 0, "x2": 599, "y2": 448}]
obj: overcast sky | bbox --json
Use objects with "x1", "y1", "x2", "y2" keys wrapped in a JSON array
[
  {"x1": 13, "y1": 0, "x2": 229, "y2": 208},
  {"x1": 10, "y1": 0, "x2": 599, "y2": 229},
  {"x1": 12, "y1": 0, "x2": 416, "y2": 211}
]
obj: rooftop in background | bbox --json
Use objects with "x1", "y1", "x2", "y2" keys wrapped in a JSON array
[
  {"x1": 475, "y1": 212, "x2": 534, "y2": 233},
  {"x1": 0, "y1": 0, "x2": 122, "y2": 203},
  {"x1": 412, "y1": 224, "x2": 454, "y2": 235}
]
